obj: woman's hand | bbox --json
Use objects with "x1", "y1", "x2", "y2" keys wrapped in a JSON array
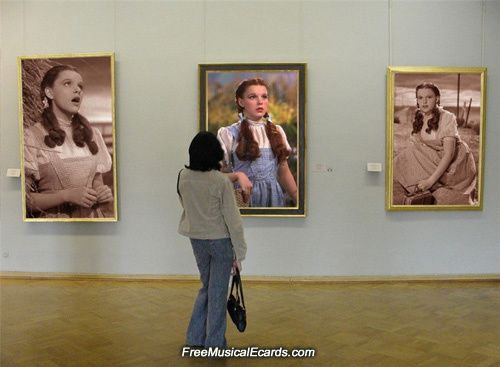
[
  {"x1": 416, "y1": 178, "x2": 434, "y2": 192},
  {"x1": 236, "y1": 172, "x2": 253, "y2": 201},
  {"x1": 95, "y1": 185, "x2": 113, "y2": 203},
  {"x1": 92, "y1": 173, "x2": 113, "y2": 203},
  {"x1": 231, "y1": 260, "x2": 242, "y2": 275},
  {"x1": 226, "y1": 171, "x2": 253, "y2": 201},
  {"x1": 64, "y1": 187, "x2": 98, "y2": 208}
]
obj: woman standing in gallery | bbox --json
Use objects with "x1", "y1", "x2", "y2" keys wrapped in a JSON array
[
  {"x1": 23, "y1": 65, "x2": 113, "y2": 218},
  {"x1": 217, "y1": 77, "x2": 297, "y2": 207},
  {"x1": 177, "y1": 131, "x2": 247, "y2": 350},
  {"x1": 393, "y1": 82, "x2": 477, "y2": 205}
]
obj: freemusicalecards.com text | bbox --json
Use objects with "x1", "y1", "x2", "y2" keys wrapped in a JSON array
[{"x1": 181, "y1": 346, "x2": 316, "y2": 358}]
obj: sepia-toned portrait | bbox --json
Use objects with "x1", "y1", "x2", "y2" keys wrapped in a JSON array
[
  {"x1": 386, "y1": 67, "x2": 486, "y2": 211},
  {"x1": 19, "y1": 53, "x2": 117, "y2": 222}
]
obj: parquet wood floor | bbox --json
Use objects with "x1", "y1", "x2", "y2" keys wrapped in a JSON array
[{"x1": 1, "y1": 279, "x2": 498, "y2": 367}]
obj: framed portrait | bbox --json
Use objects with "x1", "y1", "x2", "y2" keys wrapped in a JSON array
[
  {"x1": 199, "y1": 63, "x2": 306, "y2": 217},
  {"x1": 386, "y1": 66, "x2": 486, "y2": 211},
  {"x1": 18, "y1": 53, "x2": 117, "y2": 222}
]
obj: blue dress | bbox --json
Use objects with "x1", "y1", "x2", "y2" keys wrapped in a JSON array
[{"x1": 224, "y1": 122, "x2": 286, "y2": 207}]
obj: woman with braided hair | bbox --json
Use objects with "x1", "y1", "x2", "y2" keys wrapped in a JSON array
[
  {"x1": 23, "y1": 65, "x2": 113, "y2": 218},
  {"x1": 393, "y1": 82, "x2": 477, "y2": 205},
  {"x1": 217, "y1": 77, "x2": 297, "y2": 207}
]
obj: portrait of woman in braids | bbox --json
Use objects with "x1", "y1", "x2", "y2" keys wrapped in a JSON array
[
  {"x1": 217, "y1": 78, "x2": 297, "y2": 208},
  {"x1": 392, "y1": 81, "x2": 477, "y2": 206},
  {"x1": 21, "y1": 58, "x2": 114, "y2": 219}
]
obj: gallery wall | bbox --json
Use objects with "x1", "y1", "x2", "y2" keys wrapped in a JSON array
[{"x1": 1, "y1": 0, "x2": 498, "y2": 277}]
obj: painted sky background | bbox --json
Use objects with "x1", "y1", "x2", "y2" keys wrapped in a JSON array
[
  {"x1": 207, "y1": 71, "x2": 298, "y2": 110},
  {"x1": 394, "y1": 73, "x2": 482, "y2": 108},
  {"x1": 207, "y1": 71, "x2": 298, "y2": 90}
]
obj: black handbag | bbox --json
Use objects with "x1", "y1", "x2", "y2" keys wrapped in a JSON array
[
  {"x1": 403, "y1": 187, "x2": 435, "y2": 205},
  {"x1": 403, "y1": 184, "x2": 436, "y2": 205},
  {"x1": 405, "y1": 190, "x2": 435, "y2": 205},
  {"x1": 227, "y1": 268, "x2": 246, "y2": 332}
]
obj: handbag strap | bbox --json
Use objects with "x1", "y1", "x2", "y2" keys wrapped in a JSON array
[
  {"x1": 176, "y1": 169, "x2": 183, "y2": 198},
  {"x1": 232, "y1": 268, "x2": 245, "y2": 309}
]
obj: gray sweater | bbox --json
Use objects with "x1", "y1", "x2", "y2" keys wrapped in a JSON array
[{"x1": 177, "y1": 169, "x2": 247, "y2": 262}]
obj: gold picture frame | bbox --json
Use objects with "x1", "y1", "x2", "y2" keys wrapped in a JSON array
[
  {"x1": 199, "y1": 63, "x2": 307, "y2": 217},
  {"x1": 18, "y1": 53, "x2": 117, "y2": 222},
  {"x1": 386, "y1": 66, "x2": 486, "y2": 211}
]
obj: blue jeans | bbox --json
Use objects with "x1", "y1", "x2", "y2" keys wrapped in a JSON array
[{"x1": 187, "y1": 238, "x2": 234, "y2": 348}]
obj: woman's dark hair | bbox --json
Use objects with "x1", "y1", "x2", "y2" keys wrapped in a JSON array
[
  {"x1": 186, "y1": 131, "x2": 224, "y2": 172},
  {"x1": 40, "y1": 65, "x2": 98, "y2": 154},
  {"x1": 234, "y1": 78, "x2": 290, "y2": 163},
  {"x1": 412, "y1": 82, "x2": 441, "y2": 135}
]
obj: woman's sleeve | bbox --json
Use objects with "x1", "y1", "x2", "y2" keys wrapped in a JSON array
[
  {"x1": 438, "y1": 112, "x2": 459, "y2": 141},
  {"x1": 276, "y1": 125, "x2": 292, "y2": 151},
  {"x1": 217, "y1": 127, "x2": 234, "y2": 171},
  {"x1": 220, "y1": 175, "x2": 247, "y2": 261},
  {"x1": 92, "y1": 127, "x2": 112, "y2": 173},
  {"x1": 23, "y1": 128, "x2": 40, "y2": 181}
]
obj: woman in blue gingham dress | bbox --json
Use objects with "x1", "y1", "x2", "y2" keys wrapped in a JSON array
[
  {"x1": 217, "y1": 78, "x2": 297, "y2": 208},
  {"x1": 225, "y1": 122, "x2": 285, "y2": 207}
]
